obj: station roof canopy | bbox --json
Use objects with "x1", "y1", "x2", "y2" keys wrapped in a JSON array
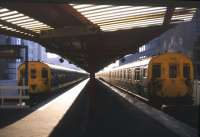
[{"x1": 0, "y1": 1, "x2": 198, "y2": 73}]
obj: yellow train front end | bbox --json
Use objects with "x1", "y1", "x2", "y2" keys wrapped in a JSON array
[
  {"x1": 18, "y1": 62, "x2": 51, "y2": 94},
  {"x1": 148, "y1": 52, "x2": 194, "y2": 105}
]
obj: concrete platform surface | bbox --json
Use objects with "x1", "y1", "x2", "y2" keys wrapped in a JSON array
[
  {"x1": 80, "y1": 79, "x2": 181, "y2": 137},
  {"x1": 0, "y1": 79, "x2": 89, "y2": 137}
]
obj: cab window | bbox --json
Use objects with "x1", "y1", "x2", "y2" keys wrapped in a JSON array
[
  {"x1": 31, "y1": 69, "x2": 36, "y2": 79},
  {"x1": 152, "y1": 64, "x2": 161, "y2": 78},
  {"x1": 183, "y1": 64, "x2": 190, "y2": 79},
  {"x1": 169, "y1": 64, "x2": 177, "y2": 78},
  {"x1": 41, "y1": 68, "x2": 48, "y2": 78}
]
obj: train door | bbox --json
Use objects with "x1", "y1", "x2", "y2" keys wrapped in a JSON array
[
  {"x1": 123, "y1": 69, "x2": 126, "y2": 81},
  {"x1": 142, "y1": 67, "x2": 148, "y2": 97},
  {"x1": 182, "y1": 63, "x2": 193, "y2": 95},
  {"x1": 168, "y1": 63, "x2": 179, "y2": 89},
  {"x1": 29, "y1": 67, "x2": 37, "y2": 91},
  {"x1": 167, "y1": 62, "x2": 186, "y2": 97},
  {"x1": 149, "y1": 63, "x2": 162, "y2": 97},
  {"x1": 152, "y1": 64, "x2": 161, "y2": 80}
]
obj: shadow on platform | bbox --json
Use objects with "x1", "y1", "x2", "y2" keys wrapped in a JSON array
[
  {"x1": 48, "y1": 78, "x2": 96, "y2": 137},
  {"x1": 49, "y1": 78, "x2": 180, "y2": 137}
]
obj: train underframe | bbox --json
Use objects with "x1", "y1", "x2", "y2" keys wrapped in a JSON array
[
  {"x1": 102, "y1": 78, "x2": 193, "y2": 107},
  {"x1": 23, "y1": 77, "x2": 87, "y2": 106}
]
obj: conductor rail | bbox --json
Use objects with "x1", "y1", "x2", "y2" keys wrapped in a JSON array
[{"x1": 0, "y1": 86, "x2": 29, "y2": 108}]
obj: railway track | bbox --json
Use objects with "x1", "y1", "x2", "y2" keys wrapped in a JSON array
[{"x1": 98, "y1": 78, "x2": 198, "y2": 129}]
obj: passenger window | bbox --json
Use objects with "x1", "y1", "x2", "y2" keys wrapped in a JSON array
[
  {"x1": 152, "y1": 64, "x2": 161, "y2": 78},
  {"x1": 169, "y1": 64, "x2": 177, "y2": 78},
  {"x1": 41, "y1": 68, "x2": 48, "y2": 78},
  {"x1": 135, "y1": 68, "x2": 140, "y2": 80},
  {"x1": 31, "y1": 69, "x2": 36, "y2": 79},
  {"x1": 183, "y1": 64, "x2": 190, "y2": 79}
]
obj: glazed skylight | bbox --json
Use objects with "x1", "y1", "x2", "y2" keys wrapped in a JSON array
[
  {"x1": 70, "y1": 4, "x2": 197, "y2": 32},
  {"x1": 171, "y1": 7, "x2": 196, "y2": 23},
  {"x1": 0, "y1": 7, "x2": 54, "y2": 36}
]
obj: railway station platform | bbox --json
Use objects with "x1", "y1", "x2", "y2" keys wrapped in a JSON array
[
  {"x1": 0, "y1": 79, "x2": 90, "y2": 137},
  {"x1": 0, "y1": 78, "x2": 198, "y2": 137}
]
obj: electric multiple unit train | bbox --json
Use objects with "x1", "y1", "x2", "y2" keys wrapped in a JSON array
[
  {"x1": 18, "y1": 61, "x2": 88, "y2": 95},
  {"x1": 96, "y1": 52, "x2": 194, "y2": 105}
]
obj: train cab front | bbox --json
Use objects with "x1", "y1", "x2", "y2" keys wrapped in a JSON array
[
  {"x1": 18, "y1": 62, "x2": 51, "y2": 95},
  {"x1": 148, "y1": 53, "x2": 194, "y2": 106}
]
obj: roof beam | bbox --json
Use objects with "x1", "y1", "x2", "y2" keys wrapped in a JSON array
[
  {"x1": 64, "y1": 4, "x2": 97, "y2": 26},
  {"x1": 40, "y1": 26, "x2": 100, "y2": 38},
  {"x1": 163, "y1": 6, "x2": 175, "y2": 25}
]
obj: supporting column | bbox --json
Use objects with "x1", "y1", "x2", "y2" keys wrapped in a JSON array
[{"x1": 88, "y1": 72, "x2": 96, "y2": 119}]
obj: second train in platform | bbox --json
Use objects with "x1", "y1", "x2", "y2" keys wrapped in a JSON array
[{"x1": 96, "y1": 52, "x2": 194, "y2": 105}]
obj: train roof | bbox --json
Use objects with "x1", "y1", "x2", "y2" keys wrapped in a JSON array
[
  {"x1": 114, "y1": 57, "x2": 151, "y2": 70},
  {"x1": 98, "y1": 52, "x2": 191, "y2": 73},
  {"x1": 100, "y1": 57, "x2": 151, "y2": 73},
  {"x1": 19, "y1": 61, "x2": 88, "y2": 74},
  {"x1": 46, "y1": 63, "x2": 88, "y2": 74}
]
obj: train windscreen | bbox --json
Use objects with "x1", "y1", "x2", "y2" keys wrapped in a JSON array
[
  {"x1": 183, "y1": 64, "x2": 190, "y2": 79},
  {"x1": 152, "y1": 64, "x2": 161, "y2": 78},
  {"x1": 41, "y1": 68, "x2": 48, "y2": 78},
  {"x1": 31, "y1": 69, "x2": 36, "y2": 79}
]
